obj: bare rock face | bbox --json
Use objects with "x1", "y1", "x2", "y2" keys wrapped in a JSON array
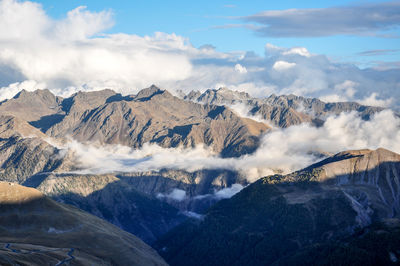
[
  {"x1": 0, "y1": 89, "x2": 65, "y2": 132},
  {"x1": 47, "y1": 89, "x2": 118, "y2": 136},
  {"x1": 0, "y1": 89, "x2": 63, "y2": 122},
  {"x1": 185, "y1": 87, "x2": 384, "y2": 127},
  {"x1": 0, "y1": 115, "x2": 69, "y2": 183},
  {"x1": 0, "y1": 182, "x2": 167, "y2": 266},
  {"x1": 252, "y1": 104, "x2": 313, "y2": 127},
  {"x1": 306, "y1": 148, "x2": 400, "y2": 219},
  {"x1": 45, "y1": 86, "x2": 269, "y2": 157}
]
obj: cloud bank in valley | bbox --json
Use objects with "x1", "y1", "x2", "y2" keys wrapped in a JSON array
[
  {"x1": 157, "y1": 189, "x2": 187, "y2": 202},
  {"x1": 57, "y1": 110, "x2": 400, "y2": 182},
  {"x1": 0, "y1": 0, "x2": 399, "y2": 109},
  {"x1": 156, "y1": 184, "x2": 245, "y2": 203}
]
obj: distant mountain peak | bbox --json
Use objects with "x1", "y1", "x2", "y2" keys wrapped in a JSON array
[
  {"x1": 13, "y1": 88, "x2": 55, "y2": 100},
  {"x1": 135, "y1": 85, "x2": 166, "y2": 101}
]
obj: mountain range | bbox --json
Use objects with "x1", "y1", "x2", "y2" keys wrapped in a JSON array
[
  {"x1": 0, "y1": 85, "x2": 398, "y2": 265},
  {"x1": 185, "y1": 87, "x2": 384, "y2": 127}
]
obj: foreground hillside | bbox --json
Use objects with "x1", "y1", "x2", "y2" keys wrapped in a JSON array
[
  {"x1": 156, "y1": 148, "x2": 400, "y2": 266},
  {"x1": 0, "y1": 182, "x2": 167, "y2": 266}
]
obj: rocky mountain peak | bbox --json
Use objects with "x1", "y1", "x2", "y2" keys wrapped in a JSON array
[
  {"x1": 0, "y1": 89, "x2": 63, "y2": 123},
  {"x1": 135, "y1": 85, "x2": 166, "y2": 101},
  {"x1": 64, "y1": 89, "x2": 117, "y2": 113},
  {"x1": 13, "y1": 88, "x2": 56, "y2": 101}
]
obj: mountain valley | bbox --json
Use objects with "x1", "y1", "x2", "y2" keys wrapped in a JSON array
[{"x1": 0, "y1": 86, "x2": 399, "y2": 265}]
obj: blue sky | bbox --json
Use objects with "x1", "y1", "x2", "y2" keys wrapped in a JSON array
[{"x1": 36, "y1": 0, "x2": 400, "y2": 67}]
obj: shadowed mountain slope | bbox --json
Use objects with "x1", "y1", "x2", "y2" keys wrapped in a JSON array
[
  {"x1": 30, "y1": 174, "x2": 187, "y2": 244},
  {"x1": 21, "y1": 168, "x2": 246, "y2": 243},
  {"x1": 155, "y1": 148, "x2": 400, "y2": 266},
  {"x1": 0, "y1": 182, "x2": 167, "y2": 266}
]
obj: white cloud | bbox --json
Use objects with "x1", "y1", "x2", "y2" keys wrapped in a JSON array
[
  {"x1": 358, "y1": 92, "x2": 393, "y2": 108},
  {"x1": 181, "y1": 211, "x2": 204, "y2": 220},
  {"x1": 0, "y1": 0, "x2": 192, "y2": 92},
  {"x1": 0, "y1": 80, "x2": 46, "y2": 101},
  {"x1": 0, "y1": 0, "x2": 48, "y2": 40},
  {"x1": 282, "y1": 47, "x2": 311, "y2": 57},
  {"x1": 214, "y1": 184, "x2": 244, "y2": 199},
  {"x1": 273, "y1": 60, "x2": 296, "y2": 71},
  {"x1": 157, "y1": 188, "x2": 187, "y2": 202},
  {"x1": 334, "y1": 80, "x2": 357, "y2": 98},
  {"x1": 318, "y1": 94, "x2": 348, "y2": 103},
  {"x1": 54, "y1": 6, "x2": 113, "y2": 41},
  {"x1": 234, "y1": 63, "x2": 247, "y2": 73},
  {"x1": 193, "y1": 184, "x2": 245, "y2": 200},
  {"x1": 229, "y1": 102, "x2": 267, "y2": 123}
]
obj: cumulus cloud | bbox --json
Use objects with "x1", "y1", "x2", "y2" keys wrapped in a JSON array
[
  {"x1": 318, "y1": 80, "x2": 394, "y2": 107},
  {"x1": 0, "y1": 80, "x2": 46, "y2": 101},
  {"x1": 0, "y1": 0, "x2": 399, "y2": 110},
  {"x1": 234, "y1": 63, "x2": 247, "y2": 73},
  {"x1": 282, "y1": 47, "x2": 311, "y2": 57},
  {"x1": 243, "y1": 2, "x2": 400, "y2": 37},
  {"x1": 358, "y1": 92, "x2": 393, "y2": 107},
  {"x1": 54, "y1": 6, "x2": 114, "y2": 41},
  {"x1": 273, "y1": 61, "x2": 296, "y2": 71},
  {"x1": 0, "y1": 0, "x2": 192, "y2": 91},
  {"x1": 54, "y1": 110, "x2": 400, "y2": 182}
]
